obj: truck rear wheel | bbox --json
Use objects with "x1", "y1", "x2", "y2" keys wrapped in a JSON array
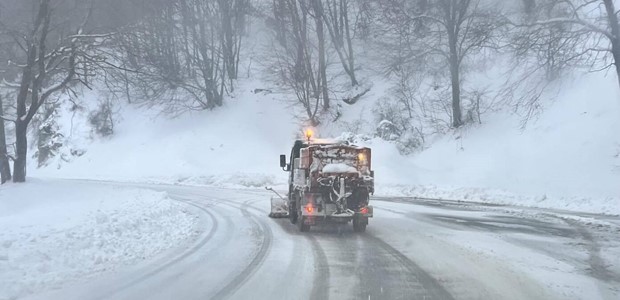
[
  {"x1": 353, "y1": 218, "x2": 367, "y2": 233},
  {"x1": 298, "y1": 215, "x2": 310, "y2": 232}
]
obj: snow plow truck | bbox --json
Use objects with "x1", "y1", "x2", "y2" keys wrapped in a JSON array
[{"x1": 269, "y1": 131, "x2": 374, "y2": 232}]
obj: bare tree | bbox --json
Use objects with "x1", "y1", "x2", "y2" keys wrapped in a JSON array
[
  {"x1": 312, "y1": 0, "x2": 331, "y2": 110},
  {"x1": 516, "y1": 0, "x2": 620, "y2": 89},
  {"x1": 269, "y1": 0, "x2": 332, "y2": 124},
  {"x1": 323, "y1": 0, "x2": 359, "y2": 86},
  {"x1": 218, "y1": 0, "x2": 250, "y2": 83},
  {"x1": 104, "y1": 0, "x2": 249, "y2": 112},
  {"x1": 0, "y1": 0, "x2": 92, "y2": 182},
  {"x1": 0, "y1": 96, "x2": 11, "y2": 184},
  {"x1": 380, "y1": 0, "x2": 503, "y2": 128}
]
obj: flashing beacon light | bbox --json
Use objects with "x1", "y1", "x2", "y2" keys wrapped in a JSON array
[{"x1": 305, "y1": 128, "x2": 314, "y2": 141}]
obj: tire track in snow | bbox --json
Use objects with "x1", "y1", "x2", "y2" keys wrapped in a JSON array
[
  {"x1": 310, "y1": 226, "x2": 453, "y2": 300},
  {"x1": 361, "y1": 233, "x2": 455, "y2": 300},
  {"x1": 195, "y1": 191, "x2": 449, "y2": 300},
  {"x1": 242, "y1": 199, "x2": 331, "y2": 300},
  {"x1": 210, "y1": 199, "x2": 273, "y2": 300},
  {"x1": 307, "y1": 235, "x2": 331, "y2": 300},
  {"x1": 553, "y1": 216, "x2": 620, "y2": 284}
]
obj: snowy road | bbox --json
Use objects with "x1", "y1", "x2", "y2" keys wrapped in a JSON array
[{"x1": 26, "y1": 182, "x2": 620, "y2": 300}]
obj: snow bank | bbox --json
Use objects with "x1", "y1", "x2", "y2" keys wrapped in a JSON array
[
  {"x1": 138, "y1": 173, "x2": 280, "y2": 189},
  {"x1": 376, "y1": 184, "x2": 619, "y2": 215},
  {"x1": 0, "y1": 180, "x2": 199, "y2": 299}
]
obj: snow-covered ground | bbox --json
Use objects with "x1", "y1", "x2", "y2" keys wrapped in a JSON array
[
  {"x1": 6, "y1": 183, "x2": 617, "y2": 300},
  {"x1": 0, "y1": 180, "x2": 199, "y2": 300},
  {"x1": 30, "y1": 72, "x2": 620, "y2": 215}
]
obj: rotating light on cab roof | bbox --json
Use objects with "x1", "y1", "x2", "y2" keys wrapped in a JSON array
[{"x1": 304, "y1": 128, "x2": 315, "y2": 141}]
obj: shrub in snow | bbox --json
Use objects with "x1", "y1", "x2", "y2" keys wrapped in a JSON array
[
  {"x1": 376, "y1": 120, "x2": 400, "y2": 141},
  {"x1": 372, "y1": 97, "x2": 408, "y2": 136},
  {"x1": 34, "y1": 107, "x2": 64, "y2": 167},
  {"x1": 89, "y1": 99, "x2": 115, "y2": 137},
  {"x1": 374, "y1": 107, "x2": 423, "y2": 154},
  {"x1": 461, "y1": 89, "x2": 487, "y2": 125},
  {"x1": 396, "y1": 131, "x2": 423, "y2": 155}
]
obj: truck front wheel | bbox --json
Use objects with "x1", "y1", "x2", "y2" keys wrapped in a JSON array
[{"x1": 289, "y1": 201, "x2": 297, "y2": 224}]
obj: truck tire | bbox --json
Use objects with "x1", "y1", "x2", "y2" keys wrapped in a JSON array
[
  {"x1": 349, "y1": 188, "x2": 370, "y2": 211},
  {"x1": 289, "y1": 201, "x2": 297, "y2": 224},
  {"x1": 298, "y1": 215, "x2": 310, "y2": 232},
  {"x1": 353, "y1": 218, "x2": 367, "y2": 233}
]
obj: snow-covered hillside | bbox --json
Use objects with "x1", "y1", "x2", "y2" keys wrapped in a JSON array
[
  {"x1": 362, "y1": 73, "x2": 620, "y2": 214},
  {"x1": 32, "y1": 79, "x2": 297, "y2": 187},
  {"x1": 30, "y1": 72, "x2": 619, "y2": 215}
]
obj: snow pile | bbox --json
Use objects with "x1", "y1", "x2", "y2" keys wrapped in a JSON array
[
  {"x1": 0, "y1": 180, "x2": 199, "y2": 299},
  {"x1": 322, "y1": 163, "x2": 358, "y2": 174}
]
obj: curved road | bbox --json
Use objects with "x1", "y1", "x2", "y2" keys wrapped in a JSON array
[{"x1": 28, "y1": 182, "x2": 620, "y2": 300}]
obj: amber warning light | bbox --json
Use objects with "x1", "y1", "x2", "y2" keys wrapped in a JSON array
[{"x1": 304, "y1": 128, "x2": 314, "y2": 141}]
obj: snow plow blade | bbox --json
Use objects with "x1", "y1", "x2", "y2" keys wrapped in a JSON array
[
  {"x1": 266, "y1": 187, "x2": 289, "y2": 218},
  {"x1": 269, "y1": 197, "x2": 289, "y2": 218}
]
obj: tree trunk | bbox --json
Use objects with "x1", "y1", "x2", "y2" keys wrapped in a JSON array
[
  {"x1": 220, "y1": 0, "x2": 237, "y2": 81},
  {"x1": 324, "y1": 0, "x2": 358, "y2": 86},
  {"x1": 342, "y1": 0, "x2": 358, "y2": 86},
  {"x1": 13, "y1": 120, "x2": 27, "y2": 183},
  {"x1": 603, "y1": 0, "x2": 620, "y2": 89},
  {"x1": 315, "y1": 0, "x2": 330, "y2": 110},
  {"x1": 448, "y1": 31, "x2": 463, "y2": 128},
  {"x1": 0, "y1": 100, "x2": 11, "y2": 184},
  {"x1": 13, "y1": 46, "x2": 34, "y2": 183}
]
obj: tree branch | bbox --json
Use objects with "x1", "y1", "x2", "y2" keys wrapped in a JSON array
[
  {"x1": 0, "y1": 115, "x2": 16, "y2": 123},
  {"x1": 523, "y1": 17, "x2": 612, "y2": 40}
]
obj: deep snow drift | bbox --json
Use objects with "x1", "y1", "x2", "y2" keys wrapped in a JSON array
[
  {"x1": 30, "y1": 73, "x2": 620, "y2": 215},
  {"x1": 0, "y1": 180, "x2": 198, "y2": 299}
]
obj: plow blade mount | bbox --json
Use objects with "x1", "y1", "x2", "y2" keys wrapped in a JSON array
[{"x1": 269, "y1": 196, "x2": 289, "y2": 218}]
